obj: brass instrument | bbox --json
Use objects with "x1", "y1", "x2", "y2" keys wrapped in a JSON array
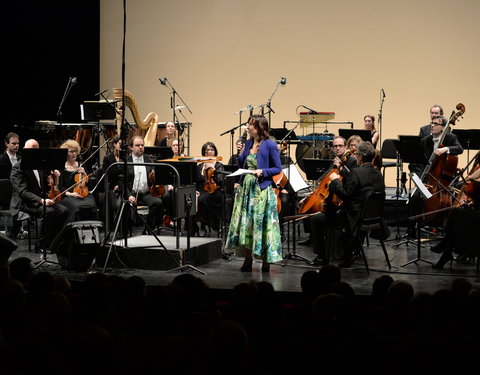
[{"x1": 112, "y1": 88, "x2": 159, "y2": 147}]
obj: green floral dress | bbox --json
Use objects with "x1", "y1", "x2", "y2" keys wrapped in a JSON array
[{"x1": 226, "y1": 154, "x2": 283, "y2": 263}]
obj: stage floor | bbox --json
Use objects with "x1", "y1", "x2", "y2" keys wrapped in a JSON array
[{"x1": 7, "y1": 219, "x2": 479, "y2": 297}]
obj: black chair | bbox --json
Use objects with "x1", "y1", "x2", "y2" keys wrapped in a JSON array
[
  {"x1": 354, "y1": 190, "x2": 392, "y2": 274},
  {"x1": 380, "y1": 139, "x2": 398, "y2": 180},
  {"x1": 0, "y1": 179, "x2": 35, "y2": 251}
]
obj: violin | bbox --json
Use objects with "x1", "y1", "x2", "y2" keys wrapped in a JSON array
[
  {"x1": 47, "y1": 172, "x2": 61, "y2": 202},
  {"x1": 148, "y1": 169, "x2": 165, "y2": 197},
  {"x1": 73, "y1": 170, "x2": 89, "y2": 198},
  {"x1": 203, "y1": 166, "x2": 218, "y2": 194},
  {"x1": 298, "y1": 150, "x2": 351, "y2": 215},
  {"x1": 422, "y1": 103, "x2": 465, "y2": 224}
]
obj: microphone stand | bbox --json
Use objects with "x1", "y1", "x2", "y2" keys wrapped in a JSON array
[
  {"x1": 57, "y1": 77, "x2": 76, "y2": 126},
  {"x1": 378, "y1": 89, "x2": 386, "y2": 151},
  {"x1": 264, "y1": 78, "x2": 286, "y2": 128},
  {"x1": 160, "y1": 78, "x2": 193, "y2": 155},
  {"x1": 220, "y1": 121, "x2": 248, "y2": 161}
]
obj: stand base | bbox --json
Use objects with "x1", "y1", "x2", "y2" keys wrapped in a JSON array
[
  {"x1": 167, "y1": 263, "x2": 207, "y2": 275},
  {"x1": 34, "y1": 254, "x2": 59, "y2": 270},
  {"x1": 282, "y1": 251, "x2": 312, "y2": 266},
  {"x1": 401, "y1": 257, "x2": 433, "y2": 267}
]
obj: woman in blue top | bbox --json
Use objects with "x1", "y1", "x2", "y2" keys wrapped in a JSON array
[{"x1": 226, "y1": 114, "x2": 283, "y2": 272}]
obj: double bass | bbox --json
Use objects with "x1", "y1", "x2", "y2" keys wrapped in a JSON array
[
  {"x1": 298, "y1": 150, "x2": 351, "y2": 215},
  {"x1": 421, "y1": 103, "x2": 465, "y2": 224}
]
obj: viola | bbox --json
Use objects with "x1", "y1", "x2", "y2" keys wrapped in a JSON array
[
  {"x1": 47, "y1": 173, "x2": 61, "y2": 202},
  {"x1": 74, "y1": 171, "x2": 89, "y2": 198},
  {"x1": 298, "y1": 150, "x2": 351, "y2": 215},
  {"x1": 203, "y1": 166, "x2": 218, "y2": 194},
  {"x1": 422, "y1": 103, "x2": 465, "y2": 224},
  {"x1": 148, "y1": 169, "x2": 165, "y2": 197}
]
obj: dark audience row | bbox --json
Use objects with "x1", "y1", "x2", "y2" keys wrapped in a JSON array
[{"x1": 1, "y1": 257, "x2": 479, "y2": 375}]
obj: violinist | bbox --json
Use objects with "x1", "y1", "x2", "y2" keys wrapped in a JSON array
[
  {"x1": 346, "y1": 135, "x2": 362, "y2": 154},
  {"x1": 195, "y1": 142, "x2": 224, "y2": 236},
  {"x1": 126, "y1": 135, "x2": 164, "y2": 233},
  {"x1": 309, "y1": 141, "x2": 384, "y2": 267},
  {"x1": 298, "y1": 136, "x2": 358, "y2": 247},
  {"x1": 406, "y1": 115, "x2": 463, "y2": 237},
  {"x1": 57, "y1": 139, "x2": 98, "y2": 223},
  {"x1": 431, "y1": 152, "x2": 480, "y2": 269},
  {"x1": 9, "y1": 139, "x2": 69, "y2": 251}
]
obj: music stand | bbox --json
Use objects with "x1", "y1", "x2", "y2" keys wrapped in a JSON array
[
  {"x1": 398, "y1": 135, "x2": 422, "y2": 143},
  {"x1": 452, "y1": 129, "x2": 480, "y2": 161},
  {"x1": 269, "y1": 128, "x2": 299, "y2": 142},
  {"x1": 21, "y1": 148, "x2": 68, "y2": 269},
  {"x1": 303, "y1": 158, "x2": 332, "y2": 181},
  {"x1": 338, "y1": 129, "x2": 372, "y2": 144},
  {"x1": 145, "y1": 146, "x2": 174, "y2": 160}
]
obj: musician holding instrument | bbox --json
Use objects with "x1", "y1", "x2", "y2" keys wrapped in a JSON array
[
  {"x1": 9, "y1": 139, "x2": 69, "y2": 251},
  {"x1": 430, "y1": 151, "x2": 480, "y2": 269},
  {"x1": 225, "y1": 115, "x2": 283, "y2": 273},
  {"x1": 126, "y1": 135, "x2": 164, "y2": 233},
  {"x1": 298, "y1": 136, "x2": 358, "y2": 248},
  {"x1": 309, "y1": 141, "x2": 384, "y2": 267},
  {"x1": 57, "y1": 139, "x2": 98, "y2": 223},
  {"x1": 407, "y1": 115, "x2": 464, "y2": 236},
  {"x1": 195, "y1": 142, "x2": 225, "y2": 236}
]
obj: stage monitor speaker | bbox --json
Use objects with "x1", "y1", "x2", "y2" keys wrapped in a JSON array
[
  {"x1": 50, "y1": 220, "x2": 104, "y2": 272},
  {"x1": 0, "y1": 233, "x2": 18, "y2": 266}
]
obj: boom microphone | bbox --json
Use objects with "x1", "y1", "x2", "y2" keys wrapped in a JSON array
[
  {"x1": 280, "y1": 77, "x2": 287, "y2": 86},
  {"x1": 159, "y1": 77, "x2": 167, "y2": 85}
]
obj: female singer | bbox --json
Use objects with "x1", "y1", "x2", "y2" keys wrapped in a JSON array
[
  {"x1": 195, "y1": 142, "x2": 224, "y2": 236},
  {"x1": 364, "y1": 114, "x2": 379, "y2": 148},
  {"x1": 58, "y1": 139, "x2": 98, "y2": 223},
  {"x1": 226, "y1": 114, "x2": 283, "y2": 273},
  {"x1": 159, "y1": 121, "x2": 177, "y2": 148}
]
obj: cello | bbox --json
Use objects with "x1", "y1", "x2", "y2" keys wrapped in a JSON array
[
  {"x1": 421, "y1": 103, "x2": 465, "y2": 224},
  {"x1": 298, "y1": 150, "x2": 351, "y2": 215}
]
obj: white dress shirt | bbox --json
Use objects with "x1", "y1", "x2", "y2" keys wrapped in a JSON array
[{"x1": 132, "y1": 155, "x2": 149, "y2": 194}]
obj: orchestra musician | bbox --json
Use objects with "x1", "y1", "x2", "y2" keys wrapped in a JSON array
[
  {"x1": 430, "y1": 151, "x2": 480, "y2": 269},
  {"x1": 419, "y1": 104, "x2": 444, "y2": 137},
  {"x1": 159, "y1": 121, "x2": 177, "y2": 148},
  {"x1": 126, "y1": 135, "x2": 164, "y2": 233},
  {"x1": 57, "y1": 139, "x2": 98, "y2": 223},
  {"x1": 346, "y1": 135, "x2": 362, "y2": 153},
  {"x1": 0, "y1": 132, "x2": 20, "y2": 179},
  {"x1": 309, "y1": 141, "x2": 384, "y2": 267},
  {"x1": 298, "y1": 136, "x2": 358, "y2": 248},
  {"x1": 406, "y1": 115, "x2": 463, "y2": 237},
  {"x1": 225, "y1": 114, "x2": 283, "y2": 273},
  {"x1": 195, "y1": 141, "x2": 225, "y2": 236},
  {"x1": 364, "y1": 115, "x2": 379, "y2": 148},
  {"x1": 9, "y1": 139, "x2": 69, "y2": 251}
]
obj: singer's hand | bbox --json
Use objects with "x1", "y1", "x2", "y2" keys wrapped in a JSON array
[{"x1": 253, "y1": 169, "x2": 263, "y2": 177}]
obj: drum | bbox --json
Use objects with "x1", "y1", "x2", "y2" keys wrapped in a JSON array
[{"x1": 295, "y1": 133, "x2": 333, "y2": 172}]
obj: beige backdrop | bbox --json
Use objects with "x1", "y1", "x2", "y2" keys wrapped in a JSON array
[{"x1": 100, "y1": 0, "x2": 480, "y2": 186}]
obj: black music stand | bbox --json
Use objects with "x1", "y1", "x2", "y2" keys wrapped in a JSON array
[
  {"x1": 21, "y1": 148, "x2": 68, "y2": 269},
  {"x1": 145, "y1": 146, "x2": 174, "y2": 160},
  {"x1": 303, "y1": 158, "x2": 332, "y2": 181},
  {"x1": 339, "y1": 129, "x2": 372, "y2": 144},
  {"x1": 452, "y1": 129, "x2": 480, "y2": 161},
  {"x1": 269, "y1": 128, "x2": 299, "y2": 142}
]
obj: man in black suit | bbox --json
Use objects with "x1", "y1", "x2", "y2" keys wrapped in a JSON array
[
  {"x1": 309, "y1": 141, "x2": 384, "y2": 267},
  {"x1": 125, "y1": 135, "x2": 164, "y2": 233},
  {"x1": 418, "y1": 104, "x2": 443, "y2": 137},
  {"x1": 9, "y1": 139, "x2": 69, "y2": 250},
  {"x1": 0, "y1": 132, "x2": 20, "y2": 179}
]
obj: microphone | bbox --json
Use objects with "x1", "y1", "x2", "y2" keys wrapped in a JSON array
[
  {"x1": 280, "y1": 77, "x2": 287, "y2": 86},
  {"x1": 381, "y1": 88, "x2": 386, "y2": 98},
  {"x1": 94, "y1": 89, "x2": 108, "y2": 97},
  {"x1": 175, "y1": 105, "x2": 186, "y2": 110},
  {"x1": 159, "y1": 77, "x2": 167, "y2": 85},
  {"x1": 71, "y1": 77, "x2": 77, "y2": 85},
  {"x1": 301, "y1": 105, "x2": 317, "y2": 113}
]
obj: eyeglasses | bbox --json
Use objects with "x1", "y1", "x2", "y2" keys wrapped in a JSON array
[
  {"x1": 68, "y1": 150, "x2": 78, "y2": 154},
  {"x1": 430, "y1": 122, "x2": 443, "y2": 126}
]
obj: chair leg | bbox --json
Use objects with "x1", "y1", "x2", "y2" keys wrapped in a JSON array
[
  {"x1": 379, "y1": 240, "x2": 392, "y2": 270},
  {"x1": 356, "y1": 238, "x2": 369, "y2": 274}
]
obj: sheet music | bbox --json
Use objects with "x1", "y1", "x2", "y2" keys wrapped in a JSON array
[
  {"x1": 411, "y1": 173, "x2": 432, "y2": 199},
  {"x1": 226, "y1": 168, "x2": 255, "y2": 177},
  {"x1": 283, "y1": 164, "x2": 309, "y2": 192}
]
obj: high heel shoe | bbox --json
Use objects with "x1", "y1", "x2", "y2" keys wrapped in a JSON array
[
  {"x1": 432, "y1": 251, "x2": 453, "y2": 269},
  {"x1": 261, "y1": 262, "x2": 270, "y2": 273},
  {"x1": 240, "y1": 259, "x2": 253, "y2": 272}
]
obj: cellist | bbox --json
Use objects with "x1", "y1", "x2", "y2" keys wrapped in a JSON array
[
  {"x1": 430, "y1": 150, "x2": 480, "y2": 269},
  {"x1": 406, "y1": 115, "x2": 463, "y2": 237},
  {"x1": 298, "y1": 136, "x2": 358, "y2": 249}
]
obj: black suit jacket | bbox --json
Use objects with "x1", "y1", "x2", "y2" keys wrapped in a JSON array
[
  {"x1": 421, "y1": 132, "x2": 463, "y2": 159},
  {"x1": 0, "y1": 152, "x2": 20, "y2": 179},
  {"x1": 125, "y1": 154, "x2": 155, "y2": 197},
  {"x1": 10, "y1": 160, "x2": 47, "y2": 216},
  {"x1": 419, "y1": 124, "x2": 431, "y2": 138},
  {"x1": 329, "y1": 163, "x2": 385, "y2": 234}
]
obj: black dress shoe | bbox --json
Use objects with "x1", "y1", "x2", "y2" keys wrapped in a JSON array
[
  {"x1": 311, "y1": 256, "x2": 328, "y2": 266},
  {"x1": 430, "y1": 242, "x2": 445, "y2": 254},
  {"x1": 298, "y1": 237, "x2": 312, "y2": 246},
  {"x1": 432, "y1": 252, "x2": 453, "y2": 269}
]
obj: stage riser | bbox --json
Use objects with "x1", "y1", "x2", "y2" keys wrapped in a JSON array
[{"x1": 95, "y1": 236, "x2": 223, "y2": 270}]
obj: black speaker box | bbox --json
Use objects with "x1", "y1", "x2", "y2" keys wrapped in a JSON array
[
  {"x1": 50, "y1": 220, "x2": 103, "y2": 272},
  {"x1": 0, "y1": 232, "x2": 18, "y2": 266}
]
